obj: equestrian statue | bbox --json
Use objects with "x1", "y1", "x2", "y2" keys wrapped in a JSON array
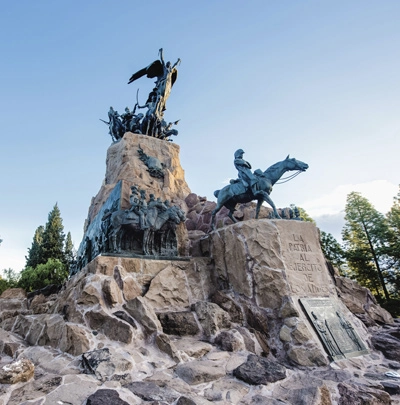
[{"x1": 211, "y1": 149, "x2": 309, "y2": 229}]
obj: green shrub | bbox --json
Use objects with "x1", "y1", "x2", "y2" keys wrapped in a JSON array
[{"x1": 18, "y1": 258, "x2": 68, "y2": 292}]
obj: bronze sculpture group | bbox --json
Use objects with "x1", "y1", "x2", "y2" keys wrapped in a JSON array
[
  {"x1": 73, "y1": 187, "x2": 186, "y2": 272},
  {"x1": 101, "y1": 49, "x2": 181, "y2": 142}
]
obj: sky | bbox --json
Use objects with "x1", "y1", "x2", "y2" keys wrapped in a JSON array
[{"x1": 0, "y1": 1, "x2": 399, "y2": 272}]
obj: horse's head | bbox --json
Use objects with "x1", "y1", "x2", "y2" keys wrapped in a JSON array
[
  {"x1": 284, "y1": 155, "x2": 309, "y2": 172},
  {"x1": 167, "y1": 207, "x2": 182, "y2": 224}
]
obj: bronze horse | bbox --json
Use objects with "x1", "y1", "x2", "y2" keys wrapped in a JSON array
[{"x1": 211, "y1": 155, "x2": 308, "y2": 229}]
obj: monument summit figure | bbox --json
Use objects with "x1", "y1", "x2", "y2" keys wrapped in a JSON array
[
  {"x1": 101, "y1": 48, "x2": 181, "y2": 141},
  {"x1": 128, "y1": 48, "x2": 181, "y2": 117}
]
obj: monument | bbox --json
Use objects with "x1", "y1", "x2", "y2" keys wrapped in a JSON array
[
  {"x1": 101, "y1": 48, "x2": 181, "y2": 142},
  {"x1": 0, "y1": 50, "x2": 398, "y2": 404}
]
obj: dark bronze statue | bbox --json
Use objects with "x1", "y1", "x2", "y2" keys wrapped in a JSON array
[
  {"x1": 101, "y1": 49, "x2": 181, "y2": 142},
  {"x1": 128, "y1": 48, "x2": 181, "y2": 139},
  {"x1": 102, "y1": 187, "x2": 186, "y2": 256},
  {"x1": 211, "y1": 151, "x2": 309, "y2": 228}
]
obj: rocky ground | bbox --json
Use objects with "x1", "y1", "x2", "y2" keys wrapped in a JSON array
[{"x1": 0, "y1": 250, "x2": 399, "y2": 404}]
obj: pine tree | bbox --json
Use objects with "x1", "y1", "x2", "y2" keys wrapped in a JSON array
[
  {"x1": 320, "y1": 231, "x2": 345, "y2": 272},
  {"x1": 25, "y1": 225, "x2": 44, "y2": 268},
  {"x1": 64, "y1": 231, "x2": 75, "y2": 265},
  {"x1": 40, "y1": 203, "x2": 66, "y2": 265},
  {"x1": 386, "y1": 186, "x2": 400, "y2": 294},
  {"x1": 342, "y1": 192, "x2": 391, "y2": 301}
]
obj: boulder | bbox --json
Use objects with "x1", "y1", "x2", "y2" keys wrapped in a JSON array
[
  {"x1": 84, "y1": 309, "x2": 133, "y2": 343},
  {"x1": 233, "y1": 354, "x2": 286, "y2": 385},
  {"x1": 0, "y1": 288, "x2": 27, "y2": 299},
  {"x1": 156, "y1": 333, "x2": 181, "y2": 362},
  {"x1": 174, "y1": 339, "x2": 213, "y2": 358},
  {"x1": 82, "y1": 348, "x2": 134, "y2": 383},
  {"x1": 287, "y1": 344, "x2": 328, "y2": 367},
  {"x1": 125, "y1": 381, "x2": 180, "y2": 403},
  {"x1": 175, "y1": 360, "x2": 226, "y2": 385},
  {"x1": 102, "y1": 278, "x2": 123, "y2": 306},
  {"x1": 6, "y1": 374, "x2": 62, "y2": 404},
  {"x1": 124, "y1": 296, "x2": 162, "y2": 335},
  {"x1": 192, "y1": 301, "x2": 230, "y2": 337},
  {"x1": 145, "y1": 266, "x2": 190, "y2": 311},
  {"x1": 338, "y1": 382, "x2": 391, "y2": 405},
  {"x1": 157, "y1": 311, "x2": 200, "y2": 336},
  {"x1": 0, "y1": 358, "x2": 35, "y2": 384},
  {"x1": 214, "y1": 330, "x2": 246, "y2": 352},
  {"x1": 371, "y1": 327, "x2": 400, "y2": 361},
  {"x1": 272, "y1": 374, "x2": 331, "y2": 405},
  {"x1": 211, "y1": 291, "x2": 244, "y2": 323},
  {"x1": 59, "y1": 323, "x2": 91, "y2": 355},
  {"x1": 86, "y1": 389, "x2": 130, "y2": 405}
]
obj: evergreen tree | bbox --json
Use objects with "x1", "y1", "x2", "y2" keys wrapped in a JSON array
[
  {"x1": 386, "y1": 186, "x2": 400, "y2": 294},
  {"x1": 64, "y1": 231, "x2": 75, "y2": 265},
  {"x1": 40, "y1": 203, "x2": 66, "y2": 265},
  {"x1": 320, "y1": 231, "x2": 346, "y2": 272},
  {"x1": 25, "y1": 225, "x2": 44, "y2": 268},
  {"x1": 342, "y1": 192, "x2": 391, "y2": 301}
]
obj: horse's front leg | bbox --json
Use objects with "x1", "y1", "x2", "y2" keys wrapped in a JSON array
[
  {"x1": 255, "y1": 199, "x2": 263, "y2": 219},
  {"x1": 142, "y1": 229, "x2": 150, "y2": 256},
  {"x1": 227, "y1": 209, "x2": 238, "y2": 224},
  {"x1": 260, "y1": 192, "x2": 281, "y2": 219}
]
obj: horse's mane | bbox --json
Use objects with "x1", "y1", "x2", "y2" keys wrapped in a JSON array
[{"x1": 263, "y1": 160, "x2": 285, "y2": 178}]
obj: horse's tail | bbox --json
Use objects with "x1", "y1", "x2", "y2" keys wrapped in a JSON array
[{"x1": 214, "y1": 190, "x2": 220, "y2": 198}]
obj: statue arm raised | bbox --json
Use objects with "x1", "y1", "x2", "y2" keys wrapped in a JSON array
[
  {"x1": 159, "y1": 48, "x2": 165, "y2": 65},
  {"x1": 172, "y1": 58, "x2": 181, "y2": 69}
]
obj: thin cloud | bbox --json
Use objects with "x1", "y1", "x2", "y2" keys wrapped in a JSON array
[{"x1": 300, "y1": 180, "x2": 398, "y2": 217}]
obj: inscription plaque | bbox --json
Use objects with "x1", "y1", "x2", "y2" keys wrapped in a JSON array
[
  {"x1": 300, "y1": 298, "x2": 369, "y2": 361},
  {"x1": 278, "y1": 222, "x2": 336, "y2": 296}
]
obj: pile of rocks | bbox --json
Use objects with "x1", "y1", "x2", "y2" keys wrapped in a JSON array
[{"x1": 0, "y1": 230, "x2": 399, "y2": 404}]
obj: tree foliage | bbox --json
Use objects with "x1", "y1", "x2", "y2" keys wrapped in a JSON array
[
  {"x1": 19, "y1": 204, "x2": 74, "y2": 292},
  {"x1": 18, "y1": 259, "x2": 68, "y2": 292},
  {"x1": 64, "y1": 231, "x2": 75, "y2": 265},
  {"x1": 290, "y1": 205, "x2": 315, "y2": 223},
  {"x1": 25, "y1": 225, "x2": 44, "y2": 268},
  {"x1": 320, "y1": 231, "x2": 346, "y2": 272},
  {"x1": 0, "y1": 268, "x2": 19, "y2": 295},
  {"x1": 41, "y1": 204, "x2": 66, "y2": 265},
  {"x1": 342, "y1": 192, "x2": 392, "y2": 301},
  {"x1": 385, "y1": 186, "x2": 400, "y2": 294}
]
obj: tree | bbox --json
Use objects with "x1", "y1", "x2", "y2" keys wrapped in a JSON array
[
  {"x1": 320, "y1": 231, "x2": 346, "y2": 272},
  {"x1": 342, "y1": 192, "x2": 391, "y2": 301},
  {"x1": 18, "y1": 259, "x2": 68, "y2": 292},
  {"x1": 40, "y1": 203, "x2": 66, "y2": 265},
  {"x1": 20, "y1": 204, "x2": 72, "y2": 292},
  {"x1": 25, "y1": 225, "x2": 44, "y2": 268},
  {"x1": 64, "y1": 231, "x2": 75, "y2": 265},
  {"x1": 385, "y1": 185, "x2": 400, "y2": 295},
  {"x1": 0, "y1": 268, "x2": 19, "y2": 295}
]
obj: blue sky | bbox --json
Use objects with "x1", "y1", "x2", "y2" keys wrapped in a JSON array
[{"x1": 1, "y1": 1, "x2": 399, "y2": 271}]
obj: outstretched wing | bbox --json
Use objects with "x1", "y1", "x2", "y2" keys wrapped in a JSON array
[
  {"x1": 171, "y1": 68, "x2": 178, "y2": 88},
  {"x1": 128, "y1": 60, "x2": 163, "y2": 84}
]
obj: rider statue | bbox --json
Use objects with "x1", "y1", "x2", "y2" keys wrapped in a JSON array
[
  {"x1": 234, "y1": 149, "x2": 261, "y2": 197},
  {"x1": 128, "y1": 185, "x2": 149, "y2": 229}
]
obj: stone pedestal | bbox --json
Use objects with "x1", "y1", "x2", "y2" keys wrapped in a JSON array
[
  {"x1": 87, "y1": 133, "x2": 191, "y2": 224},
  {"x1": 207, "y1": 219, "x2": 370, "y2": 365},
  {"x1": 75, "y1": 134, "x2": 191, "y2": 268}
]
